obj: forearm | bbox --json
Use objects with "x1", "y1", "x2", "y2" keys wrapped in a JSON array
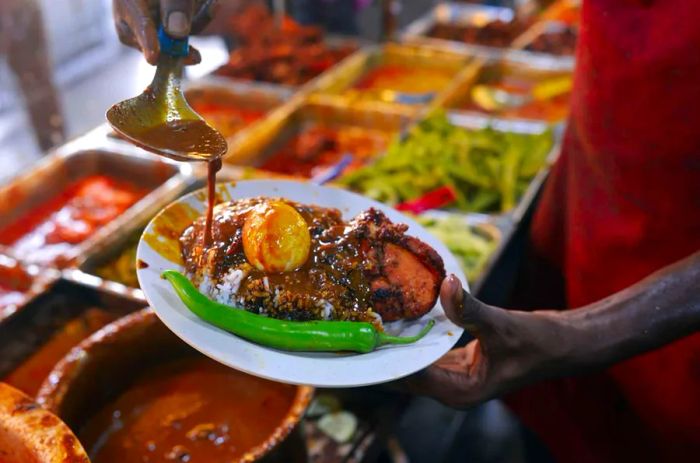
[{"x1": 559, "y1": 250, "x2": 700, "y2": 372}]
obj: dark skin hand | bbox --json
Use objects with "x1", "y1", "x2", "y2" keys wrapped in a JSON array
[
  {"x1": 404, "y1": 250, "x2": 700, "y2": 409},
  {"x1": 113, "y1": 0, "x2": 219, "y2": 65}
]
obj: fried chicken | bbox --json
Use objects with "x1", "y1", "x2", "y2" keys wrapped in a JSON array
[{"x1": 349, "y1": 208, "x2": 446, "y2": 322}]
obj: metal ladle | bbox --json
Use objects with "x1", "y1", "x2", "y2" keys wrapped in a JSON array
[{"x1": 107, "y1": 27, "x2": 227, "y2": 162}]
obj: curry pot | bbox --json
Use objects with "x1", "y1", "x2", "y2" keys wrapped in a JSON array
[{"x1": 36, "y1": 309, "x2": 313, "y2": 462}]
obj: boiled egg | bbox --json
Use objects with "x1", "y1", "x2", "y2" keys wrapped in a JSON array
[{"x1": 242, "y1": 201, "x2": 311, "y2": 273}]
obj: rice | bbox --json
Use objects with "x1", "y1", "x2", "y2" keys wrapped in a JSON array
[
  {"x1": 319, "y1": 300, "x2": 334, "y2": 320},
  {"x1": 199, "y1": 268, "x2": 248, "y2": 306}
]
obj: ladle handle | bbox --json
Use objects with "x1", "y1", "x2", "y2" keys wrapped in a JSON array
[{"x1": 158, "y1": 25, "x2": 189, "y2": 57}]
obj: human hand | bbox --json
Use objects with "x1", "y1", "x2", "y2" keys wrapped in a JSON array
[
  {"x1": 113, "y1": 0, "x2": 218, "y2": 65},
  {"x1": 401, "y1": 275, "x2": 576, "y2": 408}
]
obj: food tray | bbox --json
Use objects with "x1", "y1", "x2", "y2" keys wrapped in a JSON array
[
  {"x1": 309, "y1": 43, "x2": 472, "y2": 113},
  {"x1": 447, "y1": 112, "x2": 562, "y2": 223},
  {"x1": 222, "y1": 97, "x2": 414, "y2": 171},
  {"x1": 401, "y1": 2, "x2": 521, "y2": 57},
  {"x1": 439, "y1": 53, "x2": 573, "y2": 123},
  {"x1": 338, "y1": 109, "x2": 562, "y2": 223},
  {"x1": 515, "y1": 20, "x2": 578, "y2": 59},
  {"x1": 183, "y1": 76, "x2": 292, "y2": 160},
  {"x1": 0, "y1": 147, "x2": 190, "y2": 269},
  {"x1": 402, "y1": 2, "x2": 576, "y2": 68},
  {"x1": 73, "y1": 176, "x2": 209, "y2": 300},
  {"x1": 0, "y1": 279, "x2": 146, "y2": 396},
  {"x1": 213, "y1": 35, "x2": 362, "y2": 95}
]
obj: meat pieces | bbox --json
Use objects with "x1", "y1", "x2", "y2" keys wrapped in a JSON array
[{"x1": 349, "y1": 208, "x2": 446, "y2": 322}]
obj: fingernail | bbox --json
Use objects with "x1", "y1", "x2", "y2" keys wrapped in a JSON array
[
  {"x1": 167, "y1": 11, "x2": 189, "y2": 37},
  {"x1": 445, "y1": 275, "x2": 460, "y2": 298}
]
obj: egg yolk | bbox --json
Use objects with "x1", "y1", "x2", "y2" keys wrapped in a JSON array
[{"x1": 242, "y1": 202, "x2": 311, "y2": 273}]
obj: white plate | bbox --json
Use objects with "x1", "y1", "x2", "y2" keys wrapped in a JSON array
[{"x1": 137, "y1": 180, "x2": 466, "y2": 387}]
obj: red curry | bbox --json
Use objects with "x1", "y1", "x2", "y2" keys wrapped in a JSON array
[{"x1": 0, "y1": 175, "x2": 146, "y2": 265}]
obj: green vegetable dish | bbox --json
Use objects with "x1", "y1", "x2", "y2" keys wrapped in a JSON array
[
  {"x1": 416, "y1": 214, "x2": 498, "y2": 283},
  {"x1": 339, "y1": 111, "x2": 553, "y2": 213}
]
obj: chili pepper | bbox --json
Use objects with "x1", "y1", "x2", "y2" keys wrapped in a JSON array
[
  {"x1": 395, "y1": 186, "x2": 457, "y2": 214},
  {"x1": 162, "y1": 270, "x2": 435, "y2": 353}
]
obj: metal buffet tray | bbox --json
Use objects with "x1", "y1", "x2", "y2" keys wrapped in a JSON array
[
  {"x1": 214, "y1": 35, "x2": 362, "y2": 96},
  {"x1": 0, "y1": 145, "x2": 190, "y2": 270},
  {"x1": 309, "y1": 43, "x2": 473, "y2": 113},
  {"x1": 446, "y1": 111, "x2": 563, "y2": 222},
  {"x1": 437, "y1": 52, "x2": 573, "y2": 123},
  {"x1": 402, "y1": 1, "x2": 575, "y2": 69},
  {"x1": 184, "y1": 76, "x2": 292, "y2": 159},
  {"x1": 222, "y1": 96, "x2": 415, "y2": 170},
  {"x1": 401, "y1": 2, "x2": 520, "y2": 57},
  {"x1": 348, "y1": 109, "x2": 562, "y2": 223}
]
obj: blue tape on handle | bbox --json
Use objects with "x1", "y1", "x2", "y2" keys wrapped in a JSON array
[{"x1": 158, "y1": 25, "x2": 189, "y2": 57}]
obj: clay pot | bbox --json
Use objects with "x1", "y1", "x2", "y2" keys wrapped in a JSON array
[
  {"x1": 36, "y1": 309, "x2": 313, "y2": 462},
  {"x1": 0, "y1": 382, "x2": 89, "y2": 463}
]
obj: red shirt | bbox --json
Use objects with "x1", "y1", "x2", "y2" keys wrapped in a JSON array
[{"x1": 509, "y1": 1, "x2": 700, "y2": 461}]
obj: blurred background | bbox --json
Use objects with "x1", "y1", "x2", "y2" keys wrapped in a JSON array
[{"x1": 0, "y1": 0, "x2": 458, "y2": 184}]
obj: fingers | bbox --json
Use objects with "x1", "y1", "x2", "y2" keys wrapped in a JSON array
[
  {"x1": 183, "y1": 45, "x2": 202, "y2": 65},
  {"x1": 160, "y1": 0, "x2": 196, "y2": 38},
  {"x1": 118, "y1": 0, "x2": 160, "y2": 64},
  {"x1": 440, "y1": 275, "x2": 494, "y2": 336}
]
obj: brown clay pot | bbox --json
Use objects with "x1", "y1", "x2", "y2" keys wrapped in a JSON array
[
  {"x1": 36, "y1": 309, "x2": 313, "y2": 462},
  {"x1": 0, "y1": 382, "x2": 89, "y2": 463}
]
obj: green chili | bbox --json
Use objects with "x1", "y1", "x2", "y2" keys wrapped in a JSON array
[{"x1": 162, "y1": 270, "x2": 435, "y2": 353}]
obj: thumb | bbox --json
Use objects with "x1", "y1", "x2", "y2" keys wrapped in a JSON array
[
  {"x1": 161, "y1": 0, "x2": 195, "y2": 38},
  {"x1": 440, "y1": 275, "x2": 495, "y2": 337}
]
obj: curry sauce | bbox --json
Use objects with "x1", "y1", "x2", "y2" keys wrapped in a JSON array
[{"x1": 79, "y1": 357, "x2": 297, "y2": 463}]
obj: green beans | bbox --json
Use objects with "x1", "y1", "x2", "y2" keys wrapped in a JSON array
[{"x1": 162, "y1": 270, "x2": 435, "y2": 353}]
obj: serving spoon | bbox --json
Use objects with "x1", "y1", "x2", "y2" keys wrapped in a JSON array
[{"x1": 107, "y1": 27, "x2": 227, "y2": 162}]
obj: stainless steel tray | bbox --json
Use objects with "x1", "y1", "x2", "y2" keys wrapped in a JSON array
[
  {"x1": 222, "y1": 98, "x2": 414, "y2": 175},
  {"x1": 401, "y1": 2, "x2": 520, "y2": 58},
  {"x1": 212, "y1": 35, "x2": 362, "y2": 95},
  {"x1": 445, "y1": 113, "x2": 563, "y2": 223},
  {"x1": 0, "y1": 146, "x2": 190, "y2": 268},
  {"x1": 73, "y1": 175, "x2": 208, "y2": 300},
  {"x1": 338, "y1": 109, "x2": 561, "y2": 223},
  {"x1": 183, "y1": 76, "x2": 291, "y2": 159},
  {"x1": 515, "y1": 20, "x2": 577, "y2": 62},
  {"x1": 402, "y1": 2, "x2": 575, "y2": 68},
  {"x1": 438, "y1": 53, "x2": 573, "y2": 123},
  {"x1": 309, "y1": 43, "x2": 473, "y2": 113}
]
